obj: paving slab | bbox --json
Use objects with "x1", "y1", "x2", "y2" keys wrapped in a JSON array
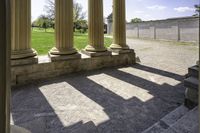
[{"x1": 11, "y1": 38, "x2": 198, "y2": 133}]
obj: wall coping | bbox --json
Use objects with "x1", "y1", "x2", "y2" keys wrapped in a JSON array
[{"x1": 127, "y1": 16, "x2": 199, "y2": 24}]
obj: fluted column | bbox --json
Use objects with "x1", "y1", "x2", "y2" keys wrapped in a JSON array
[
  {"x1": 84, "y1": 0, "x2": 106, "y2": 52},
  {"x1": 11, "y1": 0, "x2": 37, "y2": 59},
  {"x1": 110, "y1": 0, "x2": 129, "y2": 50},
  {"x1": 49, "y1": 0, "x2": 77, "y2": 55}
]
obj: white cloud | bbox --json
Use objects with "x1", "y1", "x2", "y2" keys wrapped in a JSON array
[
  {"x1": 147, "y1": 5, "x2": 166, "y2": 10},
  {"x1": 174, "y1": 7, "x2": 195, "y2": 12}
]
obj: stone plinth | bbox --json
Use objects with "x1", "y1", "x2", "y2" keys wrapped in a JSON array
[
  {"x1": 11, "y1": 56, "x2": 38, "y2": 66},
  {"x1": 108, "y1": 49, "x2": 134, "y2": 55},
  {"x1": 81, "y1": 50, "x2": 111, "y2": 57},
  {"x1": 49, "y1": 53, "x2": 81, "y2": 62},
  {"x1": 11, "y1": 51, "x2": 136, "y2": 86}
]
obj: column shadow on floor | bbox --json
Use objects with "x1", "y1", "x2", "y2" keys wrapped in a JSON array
[
  {"x1": 131, "y1": 64, "x2": 184, "y2": 81},
  {"x1": 11, "y1": 64, "x2": 185, "y2": 133}
]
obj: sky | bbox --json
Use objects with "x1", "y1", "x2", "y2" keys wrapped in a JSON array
[{"x1": 32, "y1": 0, "x2": 199, "y2": 22}]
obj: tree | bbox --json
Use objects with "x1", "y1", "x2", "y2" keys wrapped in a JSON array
[
  {"x1": 44, "y1": 0, "x2": 55, "y2": 20},
  {"x1": 75, "y1": 20, "x2": 88, "y2": 33},
  {"x1": 130, "y1": 18, "x2": 142, "y2": 23},
  {"x1": 44, "y1": 0, "x2": 86, "y2": 22},
  {"x1": 194, "y1": 4, "x2": 200, "y2": 16},
  {"x1": 73, "y1": 2, "x2": 86, "y2": 23},
  {"x1": 32, "y1": 15, "x2": 53, "y2": 32},
  {"x1": 107, "y1": 13, "x2": 113, "y2": 23}
]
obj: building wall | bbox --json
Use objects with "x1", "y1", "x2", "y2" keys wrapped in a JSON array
[{"x1": 108, "y1": 16, "x2": 199, "y2": 43}]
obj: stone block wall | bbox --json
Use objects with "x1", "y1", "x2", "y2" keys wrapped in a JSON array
[
  {"x1": 11, "y1": 52, "x2": 136, "y2": 86},
  {"x1": 108, "y1": 16, "x2": 199, "y2": 43}
]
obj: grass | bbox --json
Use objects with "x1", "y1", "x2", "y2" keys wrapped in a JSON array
[{"x1": 32, "y1": 28, "x2": 112, "y2": 55}]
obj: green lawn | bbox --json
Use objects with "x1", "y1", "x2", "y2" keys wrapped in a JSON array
[{"x1": 32, "y1": 28, "x2": 112, "y2": 55}]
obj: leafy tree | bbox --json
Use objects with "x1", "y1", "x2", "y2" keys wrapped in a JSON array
[
  {"x1": 130, "y1": 18, "x2": 142, "y2": 23},
  {"x1": 107, "y1": 13, "x2": 113, "y2": 23},
  {"x1": 75, "y1": 20, "x2": 88, "y2": 33},
  {"x1": 32, "y1": 15, "x2": 53, "y2": 32},
  {"x1": 44, "y1": 0, "x2": 86, "y2": 23},
  {"x1": 194, "y1": 4, "x2": 200, "y2": 16}
]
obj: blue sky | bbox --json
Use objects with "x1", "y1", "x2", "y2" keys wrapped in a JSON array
[{"x1": 32, "y1": 0, "x2": 199, "y2": 22}]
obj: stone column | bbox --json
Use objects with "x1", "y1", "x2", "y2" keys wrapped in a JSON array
[
  {"x1": 0, "y1": 0, "x2": 10, "y2": 132},
  {"x1": 49, "y1": 0, "x2": 80, "y2": 61},
  {"x1": 110, "y1": 0, "x2": 129, "y2": 51},
  {"x1": 1, "y1": 1, "x2": 34, "y2": 132},
  {"x1": 82, "y1": 0, "x2": 110, "y2": 57},
  {"x1": 11, "y1": 0, "x2": 38, "y2": 65}
]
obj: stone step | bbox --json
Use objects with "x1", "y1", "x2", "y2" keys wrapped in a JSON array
[
  {"x1": 141, "y1": 105, "x2": 189, "y2": 133},
  {"x1": 162, "y1": 106, "x2": 198, "y2": 133},
  {"x1": 188, "y1": 65, "x2": 199, "y2": 78},
  {"x1": 184, "y1": 77, "x2": 199, "y2": 90},
  {"x1": 69, "y1": 121, "x2": 99, "y2": 133}
]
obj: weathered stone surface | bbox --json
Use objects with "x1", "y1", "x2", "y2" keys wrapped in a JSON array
[
  {"x1": 11, "y1": 52, "x2": 135, "y2": 86},
  {"x1": 184, "y1": 77, "x2": 199, "y2": 90},
  {"x1": 108, "y1": 49, "x2": 134, "y2": 55},
  {"x1": 49, "y1": 52, "x2": 81, "y2": 62},
  {"x1": 160, "y1": 105, "x2": 189, "y2": 127},
  {"x1": 11, "y1": 125, "x2": 31, "y2": 133},
  {"x1": 108, "y1": 16, "x2": 199, "y2": 43},
  {"x1": 81, "y1": 50, "x2": 112, "y2": 57},
  {"x1": 142, "y1": 122, "x2": 166, "y2": 133},
  {"x1": 11, "y1": 38, "x2": 198, "y2": 133},
  {"x1": 11, "y1": 56, "x2": 38, "y2": 66},
  {"x1": 163, "y1": 107, "x2": 198, "y2": 133},
  {"x1": 69, "y1": 121, "x2": 99, "y2": 133},
  {"x1": 188, "y1": 65, "x2": 199, "y2": 78},
  {"x1": 143, "y1": 105, "x2": 190, "y2": 133},
  {"x1": 185, "y1": 88, "x2": 198, "y2": 104}
]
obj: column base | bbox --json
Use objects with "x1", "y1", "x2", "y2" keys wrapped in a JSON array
[
  {"x1": 109, "y1": 43, "x2": 129, "y2": 50},
  {"x1": 11, "y1": 125, "x2": 31, "y2": 133},
  {"x1": 84, "y1": 45, "x2": 107, "y2": 52},
  {"x1": 11, "y1": 56, "x2": 38, "y2": 66},
  {"x1": 48, "y1": 52, "x2": 81, "y2": 62},
  {"x1": 108, "y1": 48, "x2": 134, "y2": 55},
  {"x1": 11, "y1": 49, "x2": 37, "y2": 59},
  {"x1": 49, "y1": 47, "x2": 77, "y2": 55},
  {"x1": 81, "y1": 50, "x2": 111, "y2": 57}
]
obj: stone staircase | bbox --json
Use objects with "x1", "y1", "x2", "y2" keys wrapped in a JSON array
[
  {"x1": 142, "y1": 64, "x2": 199, "y2": 133},
  {"x1": 142, "y1": 105, "x2": 198, "y2": 133},
  {"x1": 184, "y1": 65, "x2": 199, "y2": 108}
]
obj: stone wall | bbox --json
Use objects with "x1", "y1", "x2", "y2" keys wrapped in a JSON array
[
  {"x1": 108, "y1": 16, "x2": 199, "y2": 43},
  {"x1": 11, "y1": 51, "x2": 136, "y2": 86}
]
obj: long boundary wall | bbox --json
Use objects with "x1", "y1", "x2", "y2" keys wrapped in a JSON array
[{"x1": 107, "y1": 16, "x2": 199, "y2": 43}]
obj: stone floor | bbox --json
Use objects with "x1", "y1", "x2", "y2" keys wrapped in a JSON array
[{"x1": 11, "y1": 38, "x2": 199, "y2": 133}]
